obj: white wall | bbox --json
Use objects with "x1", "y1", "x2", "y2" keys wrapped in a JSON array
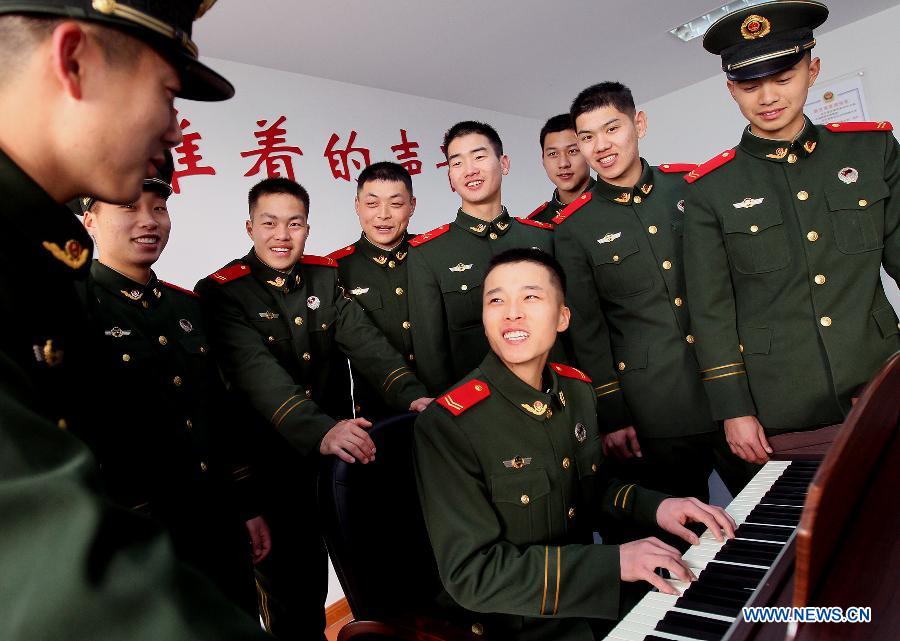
[
  {"x1": 637, "y1": 3, "x2": 900, "y2": 312},
  {"x1": 156, "y1": 58, "x2": 549, "y2": 288}
]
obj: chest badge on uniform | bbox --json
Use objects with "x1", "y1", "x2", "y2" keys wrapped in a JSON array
[
  {"x1": 503, "y1": 456, "x2": 533, "y2": 469},
  {"x1": 104, "y1": 327, "x2": 132, "y2": 338},
  {"x1": 42, "y1": 239, "x2": 89, "y2": 269},
  {"x1": 373, "y1": 255, "x2": 388, "y2": 265},
  {"x1": 597, "y1": 232, "x2": 622, "y2": 245},
  {"x1": 733, "y1": 197, "x2": 764, "y2": 209},
  {"x1": 449, "y1": 263, "x2": 474, "y2": 272},
  {"x1": 37, "y1": 339, "x2": 64, "y2": 367},
  {"x1": 521, "y1": 400, "x2": 548, "y2": 416},
  {"x1": 350, "y1": 287, "x2": 370, "y2": 296},
  {"x1": 120, "y1": 289, "x2": 143, "y2": 301},
  {"x1": 179, "y1": 319, "x2": 193, "y2": 333},
  {"x1": 575, "y1": 423, "x2": 587, "y2": 443},
  {"x1": 838, "y1": 167, "x2": 859, "y2": 184},
  {"x1": 396, "y1": 251, "x2": 408, "y2": 261},
  {"x1": 307, "y1": 296, "x2": 321, "y2": 310},
  {"x1": 267, "y1": 276, "x2": 286, "y2": 287},
  {"x1": 803, "y1": 141, "x2": 817, "y2": 154},
  {"x1": 258, "y1": 311, "x2": 279, "y2": 320},
  {"x1": 677, "y1": 200, "x2": 686, "y2": 213},
  {"x1": 469, "y1": 223, "x2": 487, "y2": 233}
]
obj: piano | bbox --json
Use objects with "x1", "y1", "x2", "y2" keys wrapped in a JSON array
[{"x1": 604, "y1": 352, "x2": 900, "y2": 641}]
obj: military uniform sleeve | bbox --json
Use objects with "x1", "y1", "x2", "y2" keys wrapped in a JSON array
[
  {"x1": 413, "y1": 408, "x2": 622, "y2": 620},
  {"x1": 333, "y1": 278, "x2": 428, "y2": 410},
  {"x1": 408, "y1": 247, "x2": 455, "y2": 394},
  {"x1": 882, "y1": 132, "x2": 900, "y2": 281},
  {"x1": 683, "y1": 187, "x2": 757, "y2": 421},
  {"x1": 196, "y1": 281, "x2": 335, "y2": 456},
  {"x1": 554, "y1": 225, "x2": 631, "y2": 431},
  {"x1": 0, "y1": 357, "x2": 268, "y2": 640}
]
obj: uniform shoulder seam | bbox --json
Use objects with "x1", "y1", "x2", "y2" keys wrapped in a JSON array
[{"x1": 551, "y1": 192, "x2": 592, "y2": 225}]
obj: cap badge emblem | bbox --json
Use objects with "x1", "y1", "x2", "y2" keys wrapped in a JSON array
[{"x1": 741, "y1": 15, "x2": 771, "y2": 40}]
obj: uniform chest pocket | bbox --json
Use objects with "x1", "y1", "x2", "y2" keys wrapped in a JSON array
[
  {"x1": 105, "y1": 335, "x2": 156, "y2": 372},
  {"x1": 177, "y1": 333, "x2": 210, "y2": 356},
  {"x1": 309, "y1": 307, "x2": 337, "y2": 350},
  {"x1": 825, "y1": 179, "x2": 888, "y2": 255},
  {"x1": 251, "y1": 317, "x2": 292, "y2": 346},
  {"x1": 490, "y1": 468, "x2": 551, "y2": 546},
  {"x1": 575, "y1": 438, "x2": 603, "y2": 510},
  {"x1": 590, "y1": 236, "x2": 652, "y2": 299},
  {"x1": 352, "y1": 289, "x2": 383, "y2": 313},
  {"x1": 722, "y1": 202, "x2": 790, "y2": 274},
  {"x1": 440, "y1": 267, "x2": 483, "y2": 330}
]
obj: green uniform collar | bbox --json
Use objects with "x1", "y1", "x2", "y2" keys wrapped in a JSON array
[
  {"x1": 357, "y1": 231, "x2": 412, "y2": 268},
  {"x1": 552, "y1": 176, "x2": 596, "y2": 209},
  {"x1": 479, "y1": 351, "x2": 566, "y2": 422},
  {"x1": 739, "y1": 116, "x2": 820, "y2": 163},
  {"x1": 246, "y1": 249, "x2": 303, "y2": 291},
  {"x1": 91, "y1": 260, "x2": 163, "y2": 308},
  {"x1": 0, "y1": 149, "x2": 93, "y2": 277},
  {"x1": 454, "y1": 206, "x2": 512, "y2": 238},
  {"x1": 593, "y1": 160, "x2": 655, "y2": 206}
]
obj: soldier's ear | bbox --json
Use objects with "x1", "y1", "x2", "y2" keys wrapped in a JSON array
[
  {"x1": 500, "y1": 154, "x2": 510, "y2": 176},
  {"x1": 807, "y1": 56, "x2": 821, "y2": 87},
  {"x1": 408, "y1": 196, "x2": 417, "y2": 216},
  {"x1": 557, "y1": 304, "x2": 571, "y2": 333},
  {"x1": 49, "y1": 22, "x2": 92, "y2": 101},
  {"x1": 245, "y1": 218, "x2": 253, "y2": 239},
  {"x1": 634, "y1": 111, "x2": 648, "y2": 140}
]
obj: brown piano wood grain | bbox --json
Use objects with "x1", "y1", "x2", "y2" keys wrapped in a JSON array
[{"x1": 768, "y1": 425, "x2": 842, "y2": 461}]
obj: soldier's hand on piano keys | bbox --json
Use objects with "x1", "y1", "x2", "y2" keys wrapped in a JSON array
[
  {"x1": 619, "y1": 537, "x2": 696, "y2": 594},
  {"x1": 724, "y1": 415, "x2": 772, "y2": 463},
  {"x1": 656, "y1": 497, "x2": 737, "y2": 544}
]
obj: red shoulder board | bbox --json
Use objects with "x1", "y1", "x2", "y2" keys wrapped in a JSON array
[
  {"x1": 825, "y1": 121, "x2": 893, "y2": 133},
  {"x1": 551, "y1": 191, "x2": 592, "y2": 225},
  {"x1": 550, "y1": 362, "x2": 592, "y2": 383},
  {"x1": 684, "y1": 149, "x2": 736, "y2": 184},
  {"x1": 326, "y1": 245, "x2": 356, "y2": 261},
  {"x1": 160, "y1": 280, "x2": 198, "y2": 298},
  {"x1": 436, "y1": 379, "x2": 491, "y2": 416},
  {"x1": 515, "y1": 217, "x2": 553, "y2": 230},
  {"x1": 301, "y1": 254, "x2": 337, "y2": 268},
  {"x1": 526, "y1": 202, "x2": 549, "y2": 220},
  {"x1": 209, "y1": 263, "x2": 251, "y2": 284},
  {"x1": 410, "y1": 224, "x2": 451, "y2": 247},
  {"x1": 658, "y1": 163, "x2": 697, "y2": 173}
]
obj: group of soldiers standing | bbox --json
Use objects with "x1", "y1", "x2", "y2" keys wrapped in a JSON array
[{"x1": 0, "y1": 1, "x2": 897, "y2": 641}]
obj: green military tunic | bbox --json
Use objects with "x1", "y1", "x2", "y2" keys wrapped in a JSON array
[
  {"x1": 408, "y1": 208, "x2": 555, "y2": 394},
  {"x1": 329, "y1": 232, "x2": 416, "y2": 420},
  {"x1": 683, "y1": 118, "x2": 900, "y2": 433},
  {"x1": 414, "y1": 352, "x2": 668, "y2": 640},
  {"x1": 77, "y1": 261, "x2": 258, "y2": 613},
  {"x1": 195, "y1": 249, "x2": 428, "y2": 456},
  {"x1": 553, "y1": 161, "x2": 714, "y2": 437},
  {"x1": 525, "y1": 177, "x2": 597, "y2": 225},
  {"x1": 0, "y1": 150, "x2": 268, "y2": 639}
]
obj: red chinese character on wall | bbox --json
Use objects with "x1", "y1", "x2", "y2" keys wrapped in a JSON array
[
  {"x1": 324, "y1": 130, "x2": 371, "y2": 181},
  {"x1": 390, "y1": 129, "x2": 422, "y2": 176},
  {"x1": 171, "y1": 113, "x2": 216, "y2": 194},
  {"x1": 435, "y1": 144, "x2": 449, "y2": 169},
  {"x1": 240, "y1": 115, "x2": 304, "y2": 180}
]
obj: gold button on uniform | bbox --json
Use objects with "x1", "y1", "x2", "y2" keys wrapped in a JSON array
[
  {"x1": 471, "y1": 623, "x2": 484, "y2": 636},
  {"x1": 57, "y1": 418, "x2": 68, "y2": 430},
  {"x1": 267, "y1": 336, "x2": 275, "y2": 343},
  {"x1": 395, "y1": 287, "x2": 404, "y2": 295},
  {"x1": 388, "y1": 260, "x2": 396, "y2": 268},
  {"x1": 122, "y1": 353, "x2": 131, "y2": 362},
  {"x1": 562, "y1": 457, "x2": 571, "y2": 470},
  {"x1": 185, "y1": 419, "x2": 193, "y2": 430},
  {"x1": 173, "y1": 376, "x2": 183, "y2": 387},
  {"x1": 200, "y1": 462, "x2": 208, "y2": 472},
  {"x1": 489, "y1": 232, "x2": 498, "y2": 240},
  {"x1": 141, "y1": 300, "x2": 149, "y2": 309},
  {"x1": 648, "y1": 225, "x2": 658, "y2": 234},
  {"x1": 674, "y1": 297, "x2": 684, "y2": 307},
  {"x1": 820, "y1": 316, "x2": 832, "y2": 327},
  {"x1": 739, "y1": 344, "x2": 744, "y2": 353},
  {"x1": 591, "y1": 463, "x2": 598, "y2": 473},
  {"x1": 788, "y1": 153, "x2": 798, "y2": 164},
  {"x1": 814, "y1": 274, "x2": 826, "y2": 285},
  {"x1": 520, "y1": 494, "x2": 530, "y2": 505},
  {"x1": 750, "y1": 225, "x2": 759, "y2": 233},
  {"x1": 402, "y1": 321, "x2": 411, "y2": 329},
  {"x1": 294, "y1": 316, "x2": 303, "y2": 326},
  {"x1": 461, "y1": 284, "x2": 468, "y2": 291},
  {"x1": 612, "y1": 255, "x2": 620, "y2": 262},
  {"x1": 302, "y1": 352, "x2": 311, "y2": 361},
  {"x1": 797, "y1": 190, "x2": 809, "y2": 201},
  {"x1": 305, "y1": 389, "x2": 312, "y2": 398},
  {"x1": 633, "y1": 196, "x2": 642, "y2": 204},
  {"x1": 158, "y1": 336, "x2": 168, "y2": 346},
  {"x1": 807, "y1": 231, "x2": 819, "y2": 242},
  {"x1": 858, "y1": 199, "x2": 868, "y2": 207},
  {"x1": 686, "y1": 334, "x2": 695, "y2": 344},
  {"x1": 662, "y1": 260, "x2": 672, "y2": 270},
  {"x1": 199, "y1": 346, "x2": 207, "y2": 353},
  {"x1": 321, "y1": 323, "x2": 327, "y2": 329},
  {"x1": 567, "y1": 507, "x2": 576, "y2": 519},
  {"x1": 617, "y1": 362, "x2": 626, "y2": 371}
]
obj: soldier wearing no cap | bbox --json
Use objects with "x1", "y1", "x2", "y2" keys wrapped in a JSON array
[{"x1": 683, "y1": 0, "x2": 900, "y2": 465}]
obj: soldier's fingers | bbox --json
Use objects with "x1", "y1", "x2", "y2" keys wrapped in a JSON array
[
  {"x1": 627, "y1": 430, "x2": 642, "y2": 458},
  {"x1": 644, "y1": 537, "x2": 682, "y2": 557},
  {"x1": 685, "y1": 505, "x2": 724, "y2": 542},
  {"x1": 667, "y1": 521, "x2": 703, "y2": 545},
  {"x1": 332, "y1": 446, "x2": 356, "y2": 464},
  {"x1": 757, "y1": 428, "x2": 774, "y2": 455},
  {"x1": 642, "y1": 569, "x2": 678, "y2": 595},
  {"x1": 656, "y1": 554, "x2": 696, "y2": 583},
  {"x1": 744, "y1": 436, "x2": 769, "y2": 463},
  {"x1": 348, "y1": 426, "x2": 376, "y2": 450},
  {"x1": 350, "y1": 417, "x2": 373, "y2": 428},
  {"x1": 704, "y1": 505, "x2": 737, "y2": 539}
]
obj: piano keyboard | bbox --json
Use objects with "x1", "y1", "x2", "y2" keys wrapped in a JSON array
[{"x1": 604, "y1": 459, "x2": 820, "y2": 641}]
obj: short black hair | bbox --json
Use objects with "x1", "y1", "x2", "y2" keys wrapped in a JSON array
[
  {"x1": 248, "y1": 177, "x2": 310, "y2": 215},
  {"x1": 539, "y1": 113, "x2": 574, "y2": 149},
  {"x1": 483, "y1": 247, "x2": 567, "y2": 299},
  {"x1": 570, "y1": 82, "x2": 636, "y2": 127},
  {"x1": 443, "y1": 120, "x2": 503, "y2": 159},
  {"x1": 356, "y1": 161, "x2": 413, "y2": 197}
]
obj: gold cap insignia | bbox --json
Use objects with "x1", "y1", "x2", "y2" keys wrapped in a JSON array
[{"x1": 741, "y1": 15, "x2": 771, "y2": 40}]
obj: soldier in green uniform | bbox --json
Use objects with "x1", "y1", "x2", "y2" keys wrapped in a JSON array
[
  {"x1": 525, "y1": 113, "x2": 596, "y2": 225},
  {"x1": 554, "y1": 82, "x2": 756, "y2": 502},
  {"x1": 683, "y1": 0, "x2": 900, "y2": 465},
  {"x1": 77, "y1": 152, "x2": 269, "y2": 616},
  {"x1": 328, "y1": 161, "x2": 418, "y2": 420},
  {"x1": 408, "y1": 121, "x2": 556, "y2": 395},
  {"x1": 414, "y1": 248, "x2": 735, "y2": 640},
  {"x1": 0, "y1": 1, "x2": 269, "y2": 639},
  {"x1": 196, "y1": 177, "x2": 432, "y2": 640}
]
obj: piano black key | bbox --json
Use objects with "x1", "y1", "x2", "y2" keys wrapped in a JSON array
[
  {"x1": 704, "y1": 561, "x2": 767, "y2": 582},
  {"x1": 675, "y1": 595, "x2": 742, "y2": 618},
  {"x1": 685, "y1": 583, "x2": 752, "y2": 603},
  {"x1": 656, "y1": 611, "x2": 732, "y2": 641},
  {"x1": 735, "y1": 523, "x2": 791, "y2": 542}
]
